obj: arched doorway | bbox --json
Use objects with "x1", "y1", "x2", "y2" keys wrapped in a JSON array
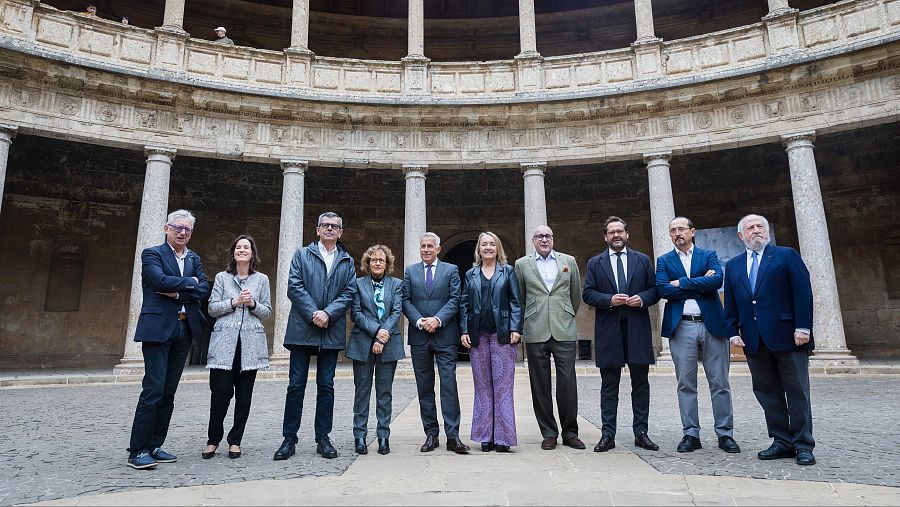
[{"x1": 441, "y1": 239, "x2": 476, "y2": 361}]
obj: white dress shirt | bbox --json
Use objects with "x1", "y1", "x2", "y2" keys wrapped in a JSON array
[
  {"x1": 318, "y1": 241, "x2": 337, "y2": 276},
  {"x1": 534, "y1": 250, "x2": 558, "y2": 291},
  {"x1": 608, "y1": 247, "x2": 628, "y2": 291},
  {"x1": 418, "y1": 259, "x2": 442, "y2": 329},
  {"x1": 676, "y1": 247, "x2": 701, "y2": 316},
  {"x1": 169, "y1": 244, "x2": 189, "y2": 313}
]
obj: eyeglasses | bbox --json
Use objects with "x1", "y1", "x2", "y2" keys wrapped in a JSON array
[
  {"x1": 167, "y1": 224, "x2": 193, "y2": 234},
  {"x1": 532, "y1": 234, "x2": 553, "y2": 241},
  {"x1": 369, "y1": 258, "x2": 386, "y2": 264},
  {"x1": 318, "y1": 223, "x2": 342, "y2": 230}
]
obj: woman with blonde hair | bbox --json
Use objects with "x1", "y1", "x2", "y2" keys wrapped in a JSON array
[
  {"x1": 459, "y1": 232, "x2": 523, "y2": 452},
  {"x1": 348, "y1": 244, "x2": 404, "y2": 455}
]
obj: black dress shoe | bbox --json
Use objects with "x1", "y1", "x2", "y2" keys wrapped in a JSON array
[
  {"x1": 377, "y1": 438, "x2": 390, "y2": 455},
  {"x1": 562, "y1": 436, "x2": 586, "y2": 450},
  {"x1": 795, "y1": 449, "x2": 816, "y2": 466},
  {"x1": 316, "y1": 436, "x2": 338, "y2": 459},
  {"x1": 757, "y1": 443, "x2": 795, "y2": 460},
  {"x1": 540, "y1": 437, "x2": 557, "y2": 450},
  {"x1": 481, "y1": 442, "x2": 494, "y2": 452},
  {"x1": 228, "y1": 446, "x2": 242, "y2": 459},
  {"x1": 718, "y1": 436, "x2": 741, "y2": 454},
  {"x1": 594, "y1": 435, "x2": 615, "y2": 452},
  {"x1": 202, "y1": 445, "x2": 217, "y2": 459},
  {"x1": 634, "y1": 433, "x2": 659, "y2": 451},
  {"x1": 446, "y1": 436, "x2": 470, "y2": 454},
  {"x1": 273, "y1": 438, "x2": 296, "y2": 460},
  {"x1": 677, "y1": 435, "x2": 702, "y2": 453},
  {"x1": 495, "y1": 444, "x2": 511, "y2": 453},
  {"x1": 420, "y1": 434, "x2": 438, "y2": 452},
  {"x1": 355, "y1": 438, "x2": 368, "y2": 455}
]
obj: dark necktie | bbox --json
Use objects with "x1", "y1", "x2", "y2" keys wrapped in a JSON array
[
  {"x1": 749, "y1": 251, "x2": 759, "y2": 293},
  {"x1": 425, "y1": 264, "x2": 434, "y2": 292},
  {"x1": 373, "y1": 281, "x2": 385, "y2": 319},
  {"x1": 615, "y1": 252, "x2": 627, "y2": 293}
]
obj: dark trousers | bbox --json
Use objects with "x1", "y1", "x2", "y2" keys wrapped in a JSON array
[
  {"x1": 525, "y1": 338, "x2": 579, "y2": 440},
  {"x1": 128, "y1": 320, "x2": 192, "y2": 456},
  {"x1": 282, "y1": 345, "x2": 339, "y2": 442},
  {"x1": 207, "y1": 338, "x2": 258, "y2": 446},
  {"x1": 598, "y1": 318, "x2": 650, "y2": 438},
  {"x1": 352, "y1": 355, "x2": 398, "y2": 439},
  {"x1": 411, "y1": 341, "x2": 461, "y2": 439},
  {"x1": 747, "y1": 339, "x2": 815, "y2": 450}
]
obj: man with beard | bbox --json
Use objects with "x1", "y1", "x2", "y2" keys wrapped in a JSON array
[
  {"x1": 723, "y1": 214, "x2": 816, "y2": 466},
  {"x1": 582, "y1": 216, "x2": 660, "y2": 453},
  {"x1": 656, "y1": 217, "x2": 740, "y2": 454}
]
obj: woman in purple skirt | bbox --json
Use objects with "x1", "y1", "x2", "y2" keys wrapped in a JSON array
[{"x1": 459, "y1": 231, "x2": 523, "y2": 452}]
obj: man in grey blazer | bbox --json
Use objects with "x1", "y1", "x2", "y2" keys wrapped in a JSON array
[
  {"x1": 402, "y1": 232, "x2": 469, "y2": 454},
  {"x1": 514, "y1": 225, "x2": 585, "y2": 451}
]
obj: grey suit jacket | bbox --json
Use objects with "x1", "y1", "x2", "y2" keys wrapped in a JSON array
[
  {"x1": 402, "y1": 260, "x2": 461, "y2": 347},
  {"x1": 348, "y1": 275, "x2": 405, "y2": 363},
  {"x1": 514, "y1": 252, "x2": 582, "y2": 343},
  {"x1": 207, "y1": 271, "x2": 272, "y2": 371}
]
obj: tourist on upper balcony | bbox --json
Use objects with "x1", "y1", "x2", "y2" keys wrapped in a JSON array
[
  {"x1": 347, "y1": 244, "x2": 404, "y2": 456},
  {"x1": 120, "y1": 16, "x2": 130, "y2": 25},
  {"x1": 81, "y1": 4, "x2": 97, "y2": 16},
  {"x1": 459, "y1": 231, "x2": 523, "y2": 453},
  {"x1": 213, "y1": 27, "x2": 234, "y2": 45},
  {"x1": 203, "y1": 234, "x2": 272, "y2": 461}
]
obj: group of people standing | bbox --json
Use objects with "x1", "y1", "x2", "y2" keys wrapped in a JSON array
[{"x1": 125, "y1": 209, "x2": 817, "y2": 472}]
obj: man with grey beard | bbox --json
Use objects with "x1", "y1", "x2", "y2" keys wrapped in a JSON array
[{"x1": 722, "y1": 214, "x2": 816, "y2": 466}]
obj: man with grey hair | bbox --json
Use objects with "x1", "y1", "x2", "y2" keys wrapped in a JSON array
[
  {"x1": 402, "y1": 232, "x2": 468, "y2": 453},
  {"x1": 127, "y1": 209, "x2": 209, "y2": 469},
  {"x1": 275, "y1": 211, "x2": 357, "y2": 461},
  {"x1": 723, "y1": 214, "x2": 816, "y2": 466}
]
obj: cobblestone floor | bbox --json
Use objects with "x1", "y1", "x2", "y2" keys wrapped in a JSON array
[
  {"x1": 577, "y1": 373, "x2": 900, "y2": 488},
  {"x1": 0, "y1": 377, "x2": 418, "y2": 506}
]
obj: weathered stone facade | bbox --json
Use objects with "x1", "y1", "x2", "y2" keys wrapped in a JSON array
[{"x1": 0, "y1": 0, "x2": 897, "y2": 369}]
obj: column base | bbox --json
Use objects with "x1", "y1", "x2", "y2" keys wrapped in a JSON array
[
  {"x1": 809, "y1": 348, "x2": 860, "y2": 373},
  {"x1": 396, "y1": 357, "x2": 414, "y2": 370},
  {"x1": 655, "y1": 350, "x2": 675, "y2": 370},
  {"x1": 113, "y1": 357, "x2": 144, "y2": 376},
  {"x1": 153, "y1": 25, "x2": 190, "y2": 37},
  {"x1": 269, "y1": 353, "x2": 291, "y2": 370},
  {"x1": 285, "y1": 46, "x2": 315, "y2": 57},
  {"x1": 762, "y1": 8, "x2": 799, "y2": 21}
]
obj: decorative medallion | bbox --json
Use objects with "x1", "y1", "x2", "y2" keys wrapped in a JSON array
[
  {"x1": 57, "y1": 97, "x2": 79, "y2": 116},
  {"x1": 694, "y1": 112, "x2": 713, "y2": 129},
  {"x1": 600, "y1": 125, "x2": 614, "y2": 139},
  {"x1": 728, "y1": 106, "x2": 748, "y2": 124},
  {"x1": 96, "y1": 104, "x2": 118, "y2": 123},
  {"x1": 567, "y1": 127, "x2": 585, "y2": 144}
]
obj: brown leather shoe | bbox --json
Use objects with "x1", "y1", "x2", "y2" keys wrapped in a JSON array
[
  {"x1": 540, "y1": 437, "x2": 558, "y2": 450},
  {"x1": 634, "y1": 433, "x2": 659, "y2": 451},
  {"x1": 420, "y1": 434, "x2": 439, "y2": 452},
  {"x1": 594, "y1": 435, "x2": 616, "y2": 452},
  {"x1": 446, "y1": 436, "x2": 470, "y2": 454},
  {"x1": 562, "y1": 436, "x2": 586, "y2": 450}
]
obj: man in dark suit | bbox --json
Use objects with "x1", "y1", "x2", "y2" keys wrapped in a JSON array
[
  {"x1": 402, "y1": 232, "x2": 469, "y2": 454},
  {"x1": 582, "y1": 216, "x2": 660, "y2": 453},
  {"x1": 656, "y1": 217, "x2": 740, "y2": 454},
  {"x1": 723, "y1": 214, "x2": 816, "y2": 466},
  {"x1": 126, "y1": 209, "x2": 209, "y2": 469}
]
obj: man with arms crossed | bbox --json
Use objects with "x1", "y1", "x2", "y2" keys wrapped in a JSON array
[{"x1": 514, "y1": 225, "x2": 585, "y2": 451}]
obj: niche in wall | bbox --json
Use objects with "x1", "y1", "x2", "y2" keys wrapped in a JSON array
[{"x1": 44, "y1": 244, "x2": 84, "y2": 312}]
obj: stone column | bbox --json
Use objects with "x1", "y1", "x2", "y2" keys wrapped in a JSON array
[
  {"x1": 517, "y1": 0, "x2": 539, "y2": 58},
  {"x1": 272, "y1": 159, "x2": 307, "y2": 368},
  {"x1": 782, "y1": 132, "x2": 858, "y2": 368},
  {"x1": 767, "y1": 0, "x2": 793, "y2": 16},
  {"x1": 407, "y1": 0, "x2": 425, "y2": 58},
  {"x1": 521, "y1": 162, "x2": 548, "y2": 255},
  {"x1": 0, "y1": 125, "x2": 17, "y2": 217},
  {"x1": 114, "y1": 147, "x2": 175, "y2": 374},
  {"x1": 289, "y1": 0, "x2": 311, "y2": 52},
  {"x1": 402, "y1": 165, "x2": 428, "y2": 361},
  {"x1": 633, "y1": 0, "x2": 660, "y2": 44},
  {"x1": 160, "y1": 0, "x2": 187, "y2": 33},
  {"x1": 645, "y1": 151, "x2": 674, "y2": 365}
]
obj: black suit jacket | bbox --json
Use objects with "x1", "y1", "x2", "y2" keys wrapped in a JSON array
[
  {"x1": 582, "y1": 248, "x2": 660, "y2": 368},
  {"x1": 134, "y1": 243, "x2": 209, "y2": 342},
  {"x1": 458, "y1": 264, "x2": 523, "y2": 347},
  {"x1": 402, "y1": 261, "x2": 461, "y2": 347}
]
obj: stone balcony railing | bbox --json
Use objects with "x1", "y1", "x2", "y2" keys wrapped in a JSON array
[{"x1": 1, "y1": 0, "x2": 898, "y2": 104}]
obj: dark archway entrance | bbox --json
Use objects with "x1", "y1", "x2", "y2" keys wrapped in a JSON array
[{"x1": 441, "y1": 239, "x2": 476, "y2": 361}]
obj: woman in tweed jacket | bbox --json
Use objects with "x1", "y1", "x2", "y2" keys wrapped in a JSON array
[{"x1": 203, "y1": 235, "x2": 272, "y2": 460}]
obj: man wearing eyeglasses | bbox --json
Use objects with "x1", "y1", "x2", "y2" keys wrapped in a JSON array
[
  {"x1": 127, "y1": 209, "x2": 209, "y2": 469},
  {"x1": 274, "y1": 211, "x2": 357, "y2": 461},
  {"x1": 514, "y1": 225, "x2": 585, "y2": 451}
]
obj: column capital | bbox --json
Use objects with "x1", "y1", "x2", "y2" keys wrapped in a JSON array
[
  {"x1": 0, "y1": 124, "x2": 17, "y2": 144},
  {"x1": 281, "y1": 159, "x2": 309, "y2": 173},
  {"x1": 643, "y1": 151, "x2": 672, "y2": 165},
  {"x1": 521, "y1": 162, "x2": 547, "y2": 176},
  {"x1": 144, "y1": 146, "x2": 176, "y2": 162},
  {"x1": 403, "y1": 164, "x2": 428, "y2": 178},
  {"x1": 782, "y1": 131, "x2": 816, "y2": 149},
  {"x1": 762, "y1": 7, "x2": 799, "y2": 21}
]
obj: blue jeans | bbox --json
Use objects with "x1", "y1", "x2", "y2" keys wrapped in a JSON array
[
  {"x1": 282, "y1": 345, "x2": 339, "y2": 442},
  {"x1": 128, "y1": 321, "x2": 192, "y2": 456}
]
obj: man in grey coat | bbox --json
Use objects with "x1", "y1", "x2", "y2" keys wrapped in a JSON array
[{"x1": 274, "y1": 212, "x2": 357, "y2": 461}]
